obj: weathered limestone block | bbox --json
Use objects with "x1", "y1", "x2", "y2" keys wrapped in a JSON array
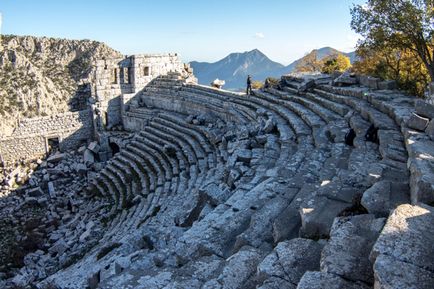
[
  {"x1": 87, "y1": 141, "x2": 100, "y2": 153},
  {"x1": 333, "y1": 73, "x2": 357, "y2": 86},
  {"x1": 257, "y1": 238, "x2": 322, "y2": 288},
  {"x1": 408, "y1": 157, "x2": 434, "y2": 204},
  {"x1": 370, "y1": 204, "x2": 434, "y2": 289},
  {"x1": 200, "y1": 183, "x2": 231, "y2": 206},
  {"x1": 272, "y1": 206, "x2": 301, "y2": 244},
  {"x1": 371, "y1": 204, "x2": 434, "y2": 270},
  {"x1": 320, "y1": 215, "x2": 385, "y2": 284},
  {"x1": 373, "y1": 254, "x2": 434, "y2": 289},
  {"x1": 235, "y1": 149, "x2": 252, "y2": 163},
  {"x1": 215, "y1": 246, "x2": 262, "y2": 289},
  {"x1": 407, "y1": 113, "x2": 430, "y2": 131},
  {"x1": 368, "y1": 77, "x2": 380, "y2": 90},
  {"x1": 378, "y1": 80, "x2": 397, "y2": 90},
  {"x1": 233, "y1": 196, "x2": 290, "y2": 250},
  {"x1": 296, "y1": 271, "x2": 370, "y2": 289},
  {"x1": 404, "y1": 133, "x2": 434, "y2": 204},
  {"x1": 299, "y1": 196, "x2": 351, "y2": 239},
  {"x1": 47, "y1": 153, "x2": 66, "y2": 163},
  {"x1": 415, "y1": 99, "x2": 434, "y2": 119},
  {"x1": 83, "y1": 149, "x2": 95, "y2": 165},
  {"x1": 361, "y1": 180, "x2": 410, "y2": 217}
]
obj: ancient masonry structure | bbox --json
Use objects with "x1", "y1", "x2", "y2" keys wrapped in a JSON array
[
  {"x1": 0, "y1": 53, "x2": 193, "y2": 166},
  {"x1": 2, "y1": 56, "x2": 434, "y2": 288}
]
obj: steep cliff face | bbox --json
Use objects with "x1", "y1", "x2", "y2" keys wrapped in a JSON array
[{"x1": 0, "y1": 35, "x2": 122, "y2": 136}]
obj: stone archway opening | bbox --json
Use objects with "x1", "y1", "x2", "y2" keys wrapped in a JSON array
[{"x1": 109, "y1": 142, "x2": 120, "y2": 155}]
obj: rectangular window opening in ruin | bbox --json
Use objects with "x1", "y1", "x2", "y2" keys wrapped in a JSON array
[
  {"x1": 47, "y1": 137, "x2": 60, "y2": 154},
  {"x1": 112, "y1": 68, "x2": 118, "y2": 84},
  {"x1": 144, "y1": 66, "x2": 150, "y2": 76},
  {"x1": 122, "y1": 67, "x2": 130, "y2": 84},
  {"x1": 127, "y1": 67, "x2": 132, "y2": 84}
]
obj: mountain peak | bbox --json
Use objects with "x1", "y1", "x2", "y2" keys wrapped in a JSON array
[
  {"x1": 245, "y1": 48, "x2": 265, "y2": 57},
  {"x1": 190, "y1": 46, "x2": 355, "y2": 89}
]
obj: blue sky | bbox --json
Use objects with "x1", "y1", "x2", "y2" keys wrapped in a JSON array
[{"x1": 0, "y1": 0, "x2": 365, "y2": 64}]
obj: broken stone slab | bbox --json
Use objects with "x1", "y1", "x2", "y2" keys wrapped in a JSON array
[
  {"x1": 296, "y1": 271, "x2": 370, "y2": 289},
  {"x1": 215, "y1": 246, "x2": 263, "y2": 289},
  {"x1": 408, "y1": 157, "x2": 434, "y2": 204},
  {"x1": 373, "y1": 254, "x2": 434, "y2": 289},
  {"x1": 361, "y1": 180, "x2": 410, "y2": 217},
  {"x1": 333, "y1": 73, "x2": 358, "y2": 86},
  {"x1": 24, "y1": 196, "x2": 39, "y2": 206},
  {"x1": 405, "y1": 138, "x2": 434, "y2": 203},
  {"x1": 27, "y1": 186, "x2": 44, "y2": 197},
  {"x1": 233, "y1": 196, "x2": 293, "y2": 250},
  {"x1": 407, "y1": 113, "x2": 429, "y2": 131},
  {"x1": 49, "y1": 239, "x2": 69, "y2": 255},
  {"x1": 47, "y1": 153, "x2": 65, "y2": 163},
  {"x1": 199, "y1": 183, "x2": 231, "y2": 206},
  {"x1": 257, "y1": 238, "x2": 322, "y2": 287},
  {"x1": 77, "y1": 145, "x2": 86, "y2": 154},
  {"x1": 370, "y1": 204, "x2": 434, "y2": 273},
  {"x1": 272, "y1": 206, "x2": 301, "y2": 244},
  {"x1": 75, "y1": 163, "x2": 87, "y2": 175},
  {"x1": 176, "y1": 255, "x2": 224, "y2": 283},
  {"x1": 320, "y1": 214, "x2": 385, "y2": 285},
  {"x1": 79, "y1": 229, "x2": 91, "y2": 243},
  {"x1": 369, "y1": 77, "x2": 381, "y2": 90},
  {"x1": 263, "y1": 118, "x2": 275, "y2": 134},
  {"x1": 87, "y1": 141, "x2": 100, "y2": 154},
  {"x1": 415, "y1": 99, "x2": 434, "y2": 119},
  {"x1": 87, "y1": 271, "x2": 100, "y2": 289},
  {"x1": 299, "y1": 196, "x2": 351, "y2": 239},
  {"x1": 48, "y1": 181, "x2": 56, "y2": 198},
  {"x1": 83, "y1": 149, "x2": 95, "y2": 165},
  {"x1": 235, "y1": 149, "x2": 252, "y2": 163}
]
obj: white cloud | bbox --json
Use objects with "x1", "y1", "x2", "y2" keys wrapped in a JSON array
[{"x1": 254, "y1": 32, "x2": 265, "y2": 39}]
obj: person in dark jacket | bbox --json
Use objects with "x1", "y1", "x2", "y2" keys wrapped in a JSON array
[
  {"x1": 365, "y1": 124, "x2": 379, "y2": 143},
  {"x1": 246, "y1": 75, "x2": 252, "y2": 95}
]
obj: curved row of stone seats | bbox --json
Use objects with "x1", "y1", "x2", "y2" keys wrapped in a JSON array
[
  {"x1": 39, "y1": 89, "x2": 334, "y2": 286},
  {"x1": 141, "y1": 84, "x2": 250, "y2": 123},
  {"x1": 252, "y1": 88, "x2": 366, "y2": 239},
  {"x1": 136, "y1": 130, "x2": 197, "y2": 195},
  {"x1": 267, "y1": 87, "x2": 343, "y2": 123},
  {"x1": 90, "y1": 100, "x2": 241, "y2": 236},
  {"x1": 124, "y1": 79, "x2": 380, "y2": 245},
  {"x1": 180, "y1": 85, "x2": 258, "y2": 121},
  {"x1": 311, "y1": 86, "x2": 416, "y2": 203},
  {"x1": 40, "y1": 77, "x2": 392, "y2": 288},
  {"x1": 276, "y1": 80, "x2": 434, "y2": 288},
  {"x1": 310, "y1": 87, "x2": 408, "y2": 165},
  {"x1": 253, "y1": 89, "x2": 344, "y2": 148},
  {"x1": 40, "y1": 75, "x2": 425, "y2": 289}
]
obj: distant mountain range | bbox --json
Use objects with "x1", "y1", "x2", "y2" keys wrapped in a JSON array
[{"x1": 190, "y1": 47, "x2": 356, "y2": 90}]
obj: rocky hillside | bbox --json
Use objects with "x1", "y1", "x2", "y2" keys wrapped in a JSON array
[{"x1": 0, "y1": 35, "x2": 122, "y2": 136}]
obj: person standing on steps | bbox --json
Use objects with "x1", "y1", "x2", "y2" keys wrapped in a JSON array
[{"x1": 246, "y1": 75, "x2": 252, "y2": 95}]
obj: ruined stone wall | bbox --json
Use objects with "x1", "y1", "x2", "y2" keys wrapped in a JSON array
[
  {"x1": 93, "y1": 54, "x2": 185, "y2": 128},
  {"x1": 0, "y1": 109, "x2": 93, "y2": 164},
  {"x1": 0, "y1": 135, "x2": 46, "y2": 164}
]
